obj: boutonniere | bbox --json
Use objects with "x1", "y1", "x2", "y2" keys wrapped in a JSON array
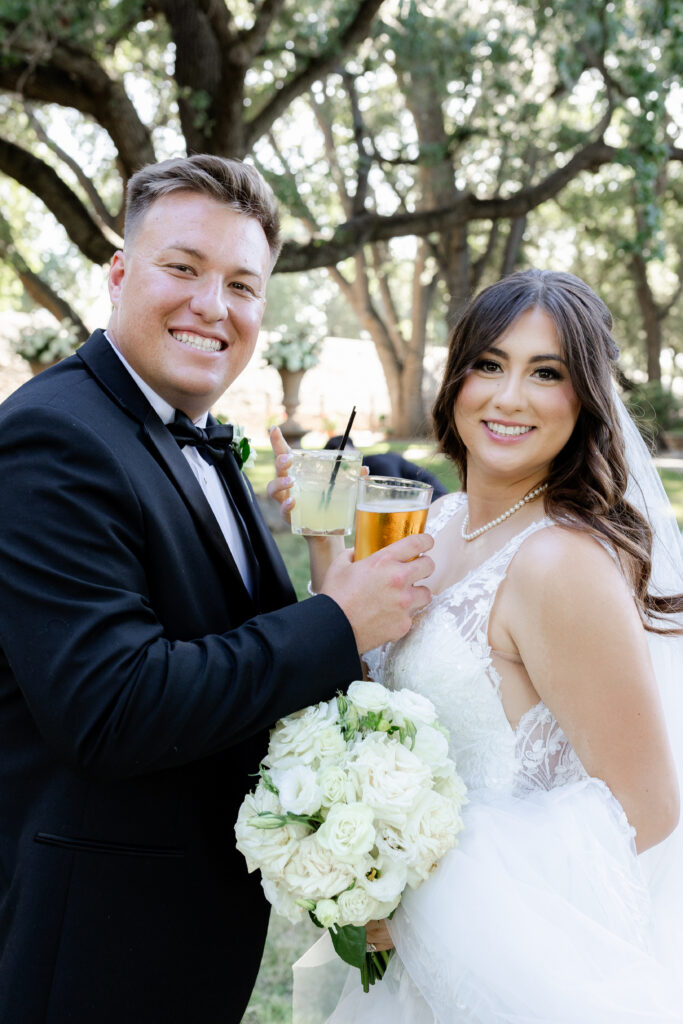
[{"x1": 229, "y1": 426, "x2": 254, "y2": 472}]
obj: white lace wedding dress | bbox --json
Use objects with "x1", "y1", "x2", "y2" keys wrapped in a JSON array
[{"x1": 295, "y1": 493, "x2": 683, "y2": 1024}]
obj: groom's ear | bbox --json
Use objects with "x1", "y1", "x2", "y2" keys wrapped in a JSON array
[{"x1": 108, "y1": 250, "x2": 126, "y2": 305}]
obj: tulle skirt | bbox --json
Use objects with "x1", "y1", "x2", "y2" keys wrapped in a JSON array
[{"x1": 293, "y1": 778, "x2": 683, "y2": 1023}]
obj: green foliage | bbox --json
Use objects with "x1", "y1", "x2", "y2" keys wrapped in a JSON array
[
  {"x1": 263, "y1": 327, "x2": 322, "y2": 372},
  {"x1": 624, "y1": 380, "x2": 683, "y2": 448},
  {"x1": 12, "y1": 317, "x2": 81, "y2": 363}
]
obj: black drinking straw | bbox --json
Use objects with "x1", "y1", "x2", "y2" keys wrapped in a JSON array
[{"x1": 323, "y1": 405, "x2": 357, "y2": 506}]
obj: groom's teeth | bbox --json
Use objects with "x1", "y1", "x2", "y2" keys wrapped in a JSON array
[
  {"x1": 171, "y1": 331, "x2": 222, "y2": 352},
  {"x1": 486, "y1": 422, "x2": 533, "y2": 437}
]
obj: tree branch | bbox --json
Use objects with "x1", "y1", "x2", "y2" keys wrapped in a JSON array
[
  {"x1": 245, "y1": 0, "x2": 383, "y2": 147},
  {"x1": 277, "y1": 138, "x2": 622, "y2": 271},
  {"x1": 342, "y1": 70, "x2": 372, "y2": 216},
  {"x1": 0, "y1": 138, "x2": 116, "y2": 264},
  {"x1": 24, "y1": 104, "x2": 120, "y2": 238},
  {"x1": 0, "y1": 51, "x2": 155, "y2": 176},
  {"x1": 238, "y1": 0, "x2": 288, "y2": 61},
  {"x1": 0, "y1": 213, "x2": 89, "y2": 341}
]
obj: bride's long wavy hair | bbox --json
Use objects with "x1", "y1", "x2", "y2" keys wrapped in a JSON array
[{"x1": 432, "y1": 269, "x2": 683, "y2": 629}]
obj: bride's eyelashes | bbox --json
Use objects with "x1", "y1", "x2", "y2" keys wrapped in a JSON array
[{"x1": 470, "y1": 357, "x2": 564, "y2": 382}]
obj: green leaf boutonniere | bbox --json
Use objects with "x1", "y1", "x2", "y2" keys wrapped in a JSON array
[{"x1": 229, "y1": 427, "x2": 254, "y2": 471}]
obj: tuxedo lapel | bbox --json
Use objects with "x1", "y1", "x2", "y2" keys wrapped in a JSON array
[
  {"x1": 215, "y1": 437, "x2": 296, "y2": 611},
  {"x1": 77, "y1": 331, "x2": 256, "y2": 609}
]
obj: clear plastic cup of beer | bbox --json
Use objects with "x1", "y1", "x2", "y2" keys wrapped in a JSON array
[{"x1": 353, "y1": 476, "x2": 433, "y2": 560}]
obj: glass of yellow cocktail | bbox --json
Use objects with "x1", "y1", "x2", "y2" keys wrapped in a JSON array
[{"x1": 290, "y1": 449, "x2": 363, "y2": 536}]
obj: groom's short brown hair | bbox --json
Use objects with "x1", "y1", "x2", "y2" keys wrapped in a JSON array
[{"x1": 124, "y1": 154, "x2": 282, "y2": 268}]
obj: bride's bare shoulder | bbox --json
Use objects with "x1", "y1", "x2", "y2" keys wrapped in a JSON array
[{"x1": 508, "y1": 522, "x2": 628, "y2": 601}]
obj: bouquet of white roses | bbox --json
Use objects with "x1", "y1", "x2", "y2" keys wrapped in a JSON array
[{"x1": 235, "y1": 680, "x2": 467, "y2": 991}]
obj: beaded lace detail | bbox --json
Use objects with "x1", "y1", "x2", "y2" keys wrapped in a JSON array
[{"x1": 365, "y1": 492, "x2": 588, "y2": 795}]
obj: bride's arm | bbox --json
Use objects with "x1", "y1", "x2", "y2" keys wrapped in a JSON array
[{"x1": 506, "y1": 527, "x2": 679, "y2": 854}]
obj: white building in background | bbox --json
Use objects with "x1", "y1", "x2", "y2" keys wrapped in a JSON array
[{"x1": 214, "y1": 335, "x2": 447, "y2": 446}]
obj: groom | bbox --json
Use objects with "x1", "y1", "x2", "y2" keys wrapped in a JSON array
[{"x1": 0, "y1": 155, "x2": 433, "y2": 1023}]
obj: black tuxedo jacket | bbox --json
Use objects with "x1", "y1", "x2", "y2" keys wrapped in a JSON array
[{"x1": 0, "y1": 331, "x2": 361, "y2": 1023}]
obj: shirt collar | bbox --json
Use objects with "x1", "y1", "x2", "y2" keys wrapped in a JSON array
[{"x1": 104, "y1": 332, "x2": 208, "y2": 427}]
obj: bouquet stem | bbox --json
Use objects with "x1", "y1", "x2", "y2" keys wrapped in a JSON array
[{"x1": 360, "y1": 949, "x2": 393, "y2": 992}]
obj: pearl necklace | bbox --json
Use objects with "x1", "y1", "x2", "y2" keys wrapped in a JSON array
[{"x1": 461, "y1": 482, "x2": 548, "y2": 542}]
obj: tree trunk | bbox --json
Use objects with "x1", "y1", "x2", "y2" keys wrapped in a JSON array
[{"x1": 630, "y1": 252, "x2": 662, "y2": 381}]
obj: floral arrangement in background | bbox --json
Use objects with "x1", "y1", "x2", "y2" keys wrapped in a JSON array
[
  {"x1": 235, "y1": 680, "x2": 466, "y2": 992},
  {"x1": 12, "y1": 318, "x2": 82, "y2": 366},
  {"x1": 263, "y1": 326, "x2": 322, "y2": 373}
]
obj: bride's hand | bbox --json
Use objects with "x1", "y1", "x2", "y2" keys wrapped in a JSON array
[
  {"x1": 365, "y1": 919, "x2": 394, "y2": 952},
  {"x1": 267, "y1": 426, "x2": 295, "y2": 526}
]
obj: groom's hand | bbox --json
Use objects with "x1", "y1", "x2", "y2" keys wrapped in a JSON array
[{"x1": 320, "y1": 533, "x2": 434, "y2": 653}]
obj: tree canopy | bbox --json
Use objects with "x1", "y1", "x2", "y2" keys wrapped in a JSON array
[{"x1": 1, "y1": 0, "x2": 681, "y2": 431}]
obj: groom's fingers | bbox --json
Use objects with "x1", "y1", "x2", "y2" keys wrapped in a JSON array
[{"x1": 321, "y1": 533, "x2": 434, "y2": 653}]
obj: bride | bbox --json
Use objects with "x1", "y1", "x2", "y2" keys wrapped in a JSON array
[{"x1": 269, "y1": 269, "x2": 683, "y2": 1022}]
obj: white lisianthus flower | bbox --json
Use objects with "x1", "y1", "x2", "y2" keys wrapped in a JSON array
[
  {"x1": 358, "y1": 853, "x2": 407, "y2": 906},
  {"x1": 313, "y1": 898, "x2": 340, "y2": 928},
  {"x1": 347, "y1": 680, "x2": 391, "y2": 715},
  {"x1": 402, "y1": 790, "x2": 463, "y2": 887},
  {"x1": 282, "y1": 834, "x2": 357, "y2": 900},
  {"x1": 336, "y1": 886, "x2": 382, "y2": 928},
  {"x1": 261, "y1": 877, "x2": 307, "y2": 924},
  {"x1": 388, "y1": 688, "x2": 437, "y2": 726},
  {"x1": 316, "y1": 801, "x2": 376, "y2": 863},
  {"x1": 234, "y1": 783, "x2": 308, "y2": 876},
  {"x1": 266, "y1": 701, "x2": 336, "y2": 769},
  {"x1": 271, "y1": 765, "x2": 322, "y2": 816},
  {"x1": 351, "y1": 734, "x2": 432, "y2": 825},
  {"x1": 318, "y1": 765, "x2": 358, "y2": 807},
  {"x1": 412, "y1": 724, "x2": 450, "y2": 769}
]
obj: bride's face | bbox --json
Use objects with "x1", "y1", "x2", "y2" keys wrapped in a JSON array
[{"x1": 454, "y1": 307, "x2": 581, "y2": 487}]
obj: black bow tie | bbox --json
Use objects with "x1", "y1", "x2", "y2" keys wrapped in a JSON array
[{"x1": 167, "y1": 411, "x2": 235, "y2": 466}]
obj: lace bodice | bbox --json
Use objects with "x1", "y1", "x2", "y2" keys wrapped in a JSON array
[{"x1": 365, "y1": 492, "x2": 587, "y2": 795}]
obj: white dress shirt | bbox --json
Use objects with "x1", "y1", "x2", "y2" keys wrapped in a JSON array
[{"x1": 105, "y1": 334, "x2": 254, "y2": 594}]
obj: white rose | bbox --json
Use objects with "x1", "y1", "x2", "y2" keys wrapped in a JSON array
[
  {"x1": 281, "y1": 835, "x2": 356, "y2": 900},
  {"x1": 270, "y1": 765, "x2": 323, "y2": 816},
  {"x1": 261, "y1": 876, "x2": 307, "y2": 924},
  {"x1": 388, "y1": 688, "x2": 437, "y2": 726},
  {"x1": 316, "y1": 802, "x2": 376, "y2": 863},
  {"x1": 336, "y1": 886, "x2": 382, "y2": 927},
  {"x1": 311, "y1": 724, "x2": 347, "y2": 765},
  {"x1": 411, "y1": 725, "x2": 450, "y2": 769},
  {"x1": 402, "y1": 790, "x2": 463, "y2": 887},
  {"x1": 432, "y1": 762, "x2": 468, "y2": 806},
  {"x1": 351, "y1": 734, "x2": 432, "y2": 825},
  {"x1": 317, "y1": 765, "x2": 358, "y2": 807},
  {"x1": 347, "y1": 680, "x2": 391, "y2": 715},
  {"x1": 313, "y1": 898, "x2": 340, "y2": 928},
  {"x1": 234, "y1": 783, "x2": 308, "y2": 877},
  {"x1": 266, "y1": 701, "x2": 337, "y2": 769},
  {"x1": 358, "y1": 853, "x2": 407, "y2": 906}
]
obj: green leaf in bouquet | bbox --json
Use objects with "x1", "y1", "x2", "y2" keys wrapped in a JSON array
[
  {"x1": 248, "y1": 810, "x2": 322, "y2": 830},
  {"x1": 402, "y1": 718, "x2": 417, "y2": 749},
  {"x1": 329, "y1": 923, "x2": 366, "y2": 969},
  {"x1": 259, "y1": 768, "x2": 279, "y2": 795}
]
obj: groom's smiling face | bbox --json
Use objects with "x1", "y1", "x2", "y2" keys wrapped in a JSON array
[{"x1": 107, "y1": 190, "x2": 271, "y2": 420}]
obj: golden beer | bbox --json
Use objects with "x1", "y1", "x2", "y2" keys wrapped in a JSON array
[{"x1": 354, "y1": 502, "x2": 429, "y2": 560}]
